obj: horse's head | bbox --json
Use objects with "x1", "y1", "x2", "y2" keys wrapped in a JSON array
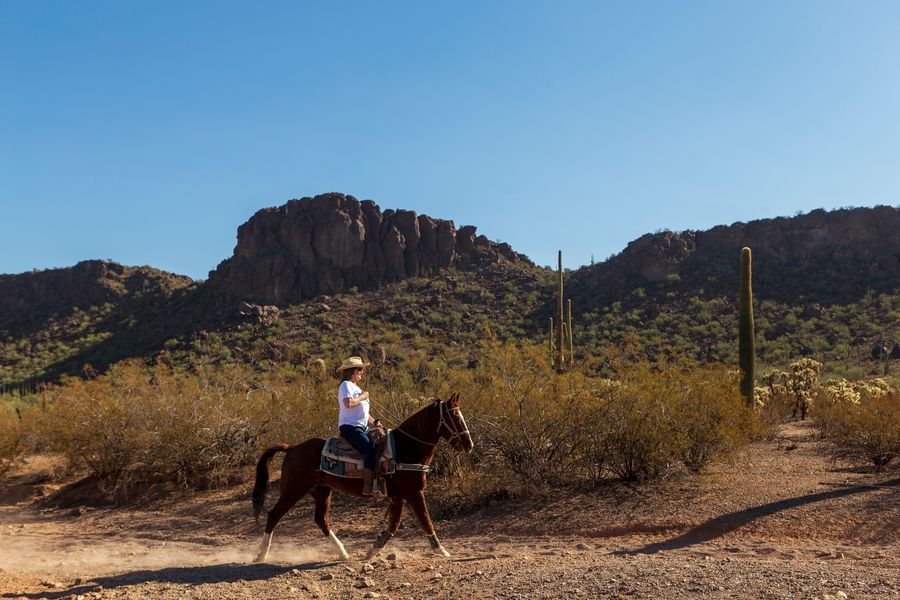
[{"x1": 436, "y1": 393, "x2": 474, "y2": 453}]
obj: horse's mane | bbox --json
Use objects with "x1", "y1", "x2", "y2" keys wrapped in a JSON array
[{"x1": 396, "y1": 398, "x2": 439, "y2": 438}]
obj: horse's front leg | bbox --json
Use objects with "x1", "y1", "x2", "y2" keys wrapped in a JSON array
[
  {"x1": 366, "y1": 496, "x2": 404, "y2": 560},
  {"x1": 406, "y1": 490, "x2": 451, "y2": 558}
]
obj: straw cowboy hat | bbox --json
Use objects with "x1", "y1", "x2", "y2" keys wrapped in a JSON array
[{"x1": 336, "y1": 356, "x2": 370, "y2": 373}]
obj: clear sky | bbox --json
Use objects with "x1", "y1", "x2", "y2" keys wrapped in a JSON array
[{"x1": 2, "y1": 1, "x2": 899, "y2": 280}]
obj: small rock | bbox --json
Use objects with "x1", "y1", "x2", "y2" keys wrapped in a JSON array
[
  {"x1": 355, "y1": 577, "x2": 375, "y2": 589},
  {"x1": 362, "y1": 563, "x2": 375, "y2": 573},
  {"x1": 41, "y1": 581, "x2": 62, "y2": 589},
  {"x1": 476, "y1": 570, "x2": 484, "y2": 576},
  {"x1": 386, "y1": 552, "x2": 398, "y2": 561},
  {"x1": 431, "y1": 572, "x2": 443, "y2": 580},
  {"x1": 288, "y1": 586, "x2": 299, "y2": 593},
  {"x1": 343, "y1": 565, "x2": 356, "y2": 574},
  {"x1": 399, "y1": 582, "x2": 412, "y2": 588},
  {"x1": 320, "y1": 573, "x2": 335, "y2": 581},
  {"x1": 363, "y1": 593, "x2": 380, "y2": 599},
  {"x1": 575, "y1": 543, "x2": 590, "y2": 550}
]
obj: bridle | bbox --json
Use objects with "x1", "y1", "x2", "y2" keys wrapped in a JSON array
[
  {"x1": 395, "y1": 400, "x2": 471, "y2": 447},
  {"x1": 436, "y1": 400, "x2": 471, "y2": 446}
]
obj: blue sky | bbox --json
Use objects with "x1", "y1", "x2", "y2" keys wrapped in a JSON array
[{"x1": 2, "y1": 1, "x2": 899, "y2": 280}]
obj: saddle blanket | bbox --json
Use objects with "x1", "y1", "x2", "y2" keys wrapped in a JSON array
[{"x1": 320, "y1": 431, "x2": 397, "y2": 478}]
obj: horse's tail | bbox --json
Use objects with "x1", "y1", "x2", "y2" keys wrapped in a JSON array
[{"x1": 252, "y1": 444, "x2": 290, "y2": 522}]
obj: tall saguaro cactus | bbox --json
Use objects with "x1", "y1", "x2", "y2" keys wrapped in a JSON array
[
  {"x1": 739, "y1": 247, "x2": 756, "y2": 406},
  {"x1": 549, "y1": 251, "x2": 577, "y2": 371},
  {"x1": 558, "y1": 251, "x2": 565, "y2": 370}
]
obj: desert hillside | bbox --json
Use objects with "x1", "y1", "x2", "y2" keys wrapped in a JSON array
[{"x1": 2, "y1": 196, "x2": 899, "y2": 390}]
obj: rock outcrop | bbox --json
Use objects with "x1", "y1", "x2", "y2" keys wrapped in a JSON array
[
  {"x1": 206, "y1": 193, "x2": 529, "y2": 304},
  {"x1": 0, "y1": 260, "x2": 194, "y2": 314},
  {"x1": 571, "y1": 206, "x2": 900, "y2": 306}
]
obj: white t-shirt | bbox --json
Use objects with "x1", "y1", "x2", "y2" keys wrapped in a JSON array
[{"x1": 337, "y1": 380, "x2": 369, "y2": 428}]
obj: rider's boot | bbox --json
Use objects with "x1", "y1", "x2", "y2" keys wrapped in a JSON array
[{"x1": 362, "y1": 468, "x2": 375, "y2": 497}]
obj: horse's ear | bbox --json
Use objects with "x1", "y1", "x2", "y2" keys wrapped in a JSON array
[{"x1": 449, "y1": 392, "x2": 460, "y2": 407}]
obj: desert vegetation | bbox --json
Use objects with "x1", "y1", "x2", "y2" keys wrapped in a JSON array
[{"x1": 4, "y1": 332, "x2": 895, "y2": 510}]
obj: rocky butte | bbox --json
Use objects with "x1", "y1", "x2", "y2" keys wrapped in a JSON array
[
  {"x1": 570, "y1": 205, "x2": 900, "y2": 306},
  {"x1": 206, "y1": 193, "x2": 529, "y2": 304}
]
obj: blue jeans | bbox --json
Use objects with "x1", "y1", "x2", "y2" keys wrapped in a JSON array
[{"x1": 339, "y1": 424, "x2": 376, "y2": 470}]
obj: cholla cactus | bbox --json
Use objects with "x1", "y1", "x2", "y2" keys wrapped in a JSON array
[
  {"x1": 752, "y1": 385, "x2": 770, "y2": 410},
  {"x1": 821, "y1": 379, "x2": 861, "y2": 406},
  {"x1": 787, "y1": 358, "x2": 822, "y2": 420}
]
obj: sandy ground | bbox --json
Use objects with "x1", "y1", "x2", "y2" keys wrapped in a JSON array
[{"x1": 0, "y1": 422, "x2": 898, "y2": 600}]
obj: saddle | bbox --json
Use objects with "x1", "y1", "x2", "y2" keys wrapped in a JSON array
[{"x1": 320, "y1": 429, "x2": 397, "y2": 481}]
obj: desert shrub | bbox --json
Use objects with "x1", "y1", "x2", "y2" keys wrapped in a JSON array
[
  {"x1": 816, "y1": 384, "x2": 900, "y2": 470},
  {"x1": 0, "y1": 404, "x2": 25, "y2": 477},
  {"x1": 440, "y1": 344, "x2": 752, "y2": 487},
  {"x1": 595, "y1": 362, "x2": 752, "y2": 480},
  {"x1": 30, "y1": 361, "x2": 336, "y2": 495},
  {"x1": 16, "y1": 340, "x2": 756, "y2": 498},
  {"x1": 444, "y1": 342, "x2": 596, "y2": 489}
]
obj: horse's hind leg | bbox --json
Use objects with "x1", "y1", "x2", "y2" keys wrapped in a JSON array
[
  {"x1": 254, "y1": 480, "x2": 308, "y2": 563},
  {"x1": 310, "y1": 485, "x2": 349, "y2": 560},
  {"x1": 407, "y1": 490, "x2": 451, "y2": 558},
  {"x1": 366, "y1": 496, "x2": 404, "y2": 560}
]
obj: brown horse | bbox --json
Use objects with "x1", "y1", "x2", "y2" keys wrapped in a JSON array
[{"x1": 251, "y1": 393, "x2": 473, "y2": 562}]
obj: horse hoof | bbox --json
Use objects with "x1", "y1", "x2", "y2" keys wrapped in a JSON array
[
  {"x1": 253, "y1": 554, "x2": 268, "y2": 564},
  {"x1": 365, "y1": 547, "x2": 382, "y2": 561},
  {"x1": 434, "y1": 546, "x2": 451, "y2": 558}
]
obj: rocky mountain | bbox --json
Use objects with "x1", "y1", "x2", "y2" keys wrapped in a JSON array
[
  {"x1": 2, "y1": 199, "x2": 899, "y2": 389},
  {"x1": 568, "y1": 206, "x2": 900, "y2": 373},
  {"x1": 0, "y1": 260, "x2": 194, "y2": 315},
  {"x1": 207, "y1": 193, "x2": 530, "y2": 304},
  {"x1": 569, "y1": 206, "x2": 900, "y2": 309}
]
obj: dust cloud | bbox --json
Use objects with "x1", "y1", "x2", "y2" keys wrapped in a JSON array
[{"x1": 2, "y1": 529, "x2": 329, "y2": 576}]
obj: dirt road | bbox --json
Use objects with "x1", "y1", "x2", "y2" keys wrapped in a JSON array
[{"x1": 1, "y1": 423, "x2": 897, "y2": 599}]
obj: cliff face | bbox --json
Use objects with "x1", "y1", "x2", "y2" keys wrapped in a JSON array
[
  {"x1": 570, "y1": 206, "x2": 900, "y2": 306},
  {"x1": 0, "y1": 260, "x2": 195, "y2": 314},
  {"x1": 206, "y1": 193, "x2": 529, "y2": 304}
]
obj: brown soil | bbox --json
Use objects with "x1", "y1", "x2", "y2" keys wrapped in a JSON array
[{"x1": 1, "y1": 422, "x2": 897, "y2": 600}]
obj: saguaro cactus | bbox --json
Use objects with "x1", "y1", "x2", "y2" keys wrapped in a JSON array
[
  {"x1": 557, "y1": 250, "x2": 565, "y2": 370},
  {"x1": 549, "y1": 318, "x2": 555, "y2": 369},
  {"x1": 739, "y1": 247, "x2": 756, "y2": 406},
  {"x1": 548, "y1": 251, "x2": 577, "y2": 371}
]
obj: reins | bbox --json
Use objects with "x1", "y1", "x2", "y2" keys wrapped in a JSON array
[{"x1": 370, "y1": 397, "x2": 470, "y2": 447}]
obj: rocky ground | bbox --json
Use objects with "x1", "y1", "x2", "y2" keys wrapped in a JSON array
[{"x1": 1, "y1": 422, "x2": 897, "y2": 600}]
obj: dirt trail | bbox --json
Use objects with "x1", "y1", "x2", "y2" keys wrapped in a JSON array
[{"x1": 1, "y1": 423, "x2": 898, "y2": 599}]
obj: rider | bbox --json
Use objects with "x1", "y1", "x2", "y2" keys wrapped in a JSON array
[{"x1": 336, "y1": 356, "x2": 382, "y2": 496}]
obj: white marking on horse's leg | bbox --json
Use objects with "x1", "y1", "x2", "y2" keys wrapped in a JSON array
[
  {"x1": 427, "y1": 532, "x2": 451, "y2": 558},
  {"x1": 328, "y1": 530, "x2": 350, "y2": 560},
  {"x1": 254, "y1": 531, "x2": 273, "y2": 563}
]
